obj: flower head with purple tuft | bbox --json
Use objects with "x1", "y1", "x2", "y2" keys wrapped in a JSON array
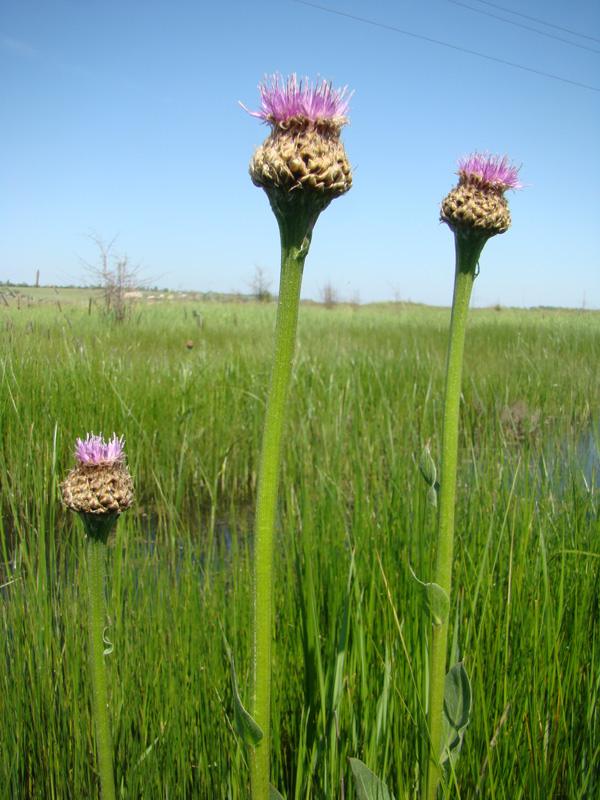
[
  {"x1": 61, "y1": 432, "x2": 134, "y2": 517},
  {"x1": 441, "y1": 150, "x2": 524, "y2": 239},
  {"x1": 244, "y1": 73, "x2": 353, "y2": 206}
]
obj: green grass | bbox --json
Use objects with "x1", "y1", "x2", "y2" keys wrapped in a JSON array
[{"x1": 1, "y1": 293, "x2": 598, "y2": 798}]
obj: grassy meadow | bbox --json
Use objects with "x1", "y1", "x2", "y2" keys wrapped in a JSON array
[{"x1": 0, "y1": 289, "x2": 598, "y2": 799}]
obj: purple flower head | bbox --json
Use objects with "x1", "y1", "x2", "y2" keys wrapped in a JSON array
[
  {"x1": 74, "y1": 432, "x2": 125, "y2": 466},
  {"x1": 457, "y1": 151, "x2": 523, "y2": 191},
  {"x1": 244, "y1": 73, "x2": 352, "y2": 127}
]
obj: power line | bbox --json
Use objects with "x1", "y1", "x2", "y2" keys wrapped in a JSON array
[
  {"x1": 292, "y1": 0, "x2": 600, "y2": 93},
  {"x1": 471, "y1": 0, "x2": 600, "y2": 45},
  {"x1": 447, "y1": 0, "x2": 600, "y2": 55}
]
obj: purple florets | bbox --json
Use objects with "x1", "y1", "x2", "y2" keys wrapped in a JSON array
[
  {"x1": 458, "y1": 151, "x2": 523, "y2": 191},
  {"x1": 74, "y1": 433, "x2": 125, "y2": 465},
  {"x1": 245, "y1": 73, "x2": 352, "y2": 126}
]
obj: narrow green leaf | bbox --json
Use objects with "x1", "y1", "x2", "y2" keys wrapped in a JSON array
[
  {"x1": 349, "y1": 758, "x2": 396, "y2": 800},
  {"x1": 408, "y1": 563, "x2": 450, "y2": 625},
  {"x1": 440, "y1": 661, "x2": 472, "y2": 779},
  {"x1": 224, "y1": 643, "x2": 263, "y2": 748},
  {"x1": 130, "y1": 726, "x2": 164, "y2": 774}
]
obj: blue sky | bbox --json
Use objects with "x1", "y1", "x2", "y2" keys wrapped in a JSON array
[{"x1": 1, "y1": 0, "x2": 599, "y2": 307}]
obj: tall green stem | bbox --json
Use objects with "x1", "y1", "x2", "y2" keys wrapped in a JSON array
[
  {"x1": 426, "y1": 235, "x2": 484, "y2": 799},
  {"x1": 249, "y1": 206, "x2": 314, "y2": 799},
  {"x1": 85, "y1": 516, "x2": 118, "y2": 800}
]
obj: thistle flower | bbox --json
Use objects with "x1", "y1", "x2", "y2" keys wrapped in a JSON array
[
  {"x1": 441, "y1": 151, "x2": 523, "y2": 240},
  {"x1": 244, "y1": 74, "x2": 353, "y2": 214},
  {"x1": 61, "y1": 433, "x2": 131, "y2": 800},
  {"x1": 241, "y1": 73, "x2": 354, "y2": 800},
  {"x1": 61, "y1": 432, "x2": 134, "y2": 517}
]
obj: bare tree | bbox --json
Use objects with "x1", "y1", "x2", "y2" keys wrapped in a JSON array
[
  {"x1": 319, "y1": 280, "x2": 339, "y2": 309},
  {"x1": 247, "y1": 265, "x2": 273, "y2": 302},
  {"x1": 388, "y1": 281, "x2": 404, "y2": 304},
  {"x1": 79, "y1": 232, "x2": 144, "y2": 323}
]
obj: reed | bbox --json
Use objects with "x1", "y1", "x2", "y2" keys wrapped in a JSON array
[{"x1": 1, "y1": 296, "x2": 598, "y2": 798}]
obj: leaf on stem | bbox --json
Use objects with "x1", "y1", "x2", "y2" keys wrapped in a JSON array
[
  {"x1": 440, "y1": 661, "x2": 472, "y2": 780},
  {"x1": 102, "y1": 615, "x2": 114, "y2": 656},
  {"x1": 418, "y1": 442, "x2": 439, "y2": 508},
  {"x1": 408, "y1": 563, "x2": 450, "y2": 626},
  {"x1": 349, "y1": 758, "x2": 396, "y2": 800},
  {"x1": 224, "y1": 641, "x2": 264, "y2": 747}
]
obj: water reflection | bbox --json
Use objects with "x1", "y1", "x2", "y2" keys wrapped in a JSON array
[{"x1": 539, "y1": 417, "x2": 599, "y2": 492}]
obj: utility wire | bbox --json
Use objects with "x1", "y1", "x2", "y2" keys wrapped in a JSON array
[
  {"x1": 292, "y1": 0, "x2": 600, "y2": 93},
  {"x1": 471, "y1": 0, "x2": 600, "y2": 45},
  {"x1": 447, "y1": 0, "x2": 600, "y2": 55}
]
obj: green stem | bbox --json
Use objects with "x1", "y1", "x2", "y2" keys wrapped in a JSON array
[
  {"x1": 426, "y1": 234, "x2": 484, "y2": 799},
  {"x1": 84, "y1": 515, "x2": 118, "y2": 800},
  {"x1": 249, "y1": 203, "x2": 315, "y2": 799}
]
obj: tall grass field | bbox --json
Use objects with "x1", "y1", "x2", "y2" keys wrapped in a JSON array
[{"x1": 1, "y1": 290, "x2": 598, "y2": 799}]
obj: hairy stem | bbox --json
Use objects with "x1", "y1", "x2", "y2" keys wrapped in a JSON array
[
  {"x1": 85, "y1": 517, "x2": 117, "y2": 800},
  {"x1": 249, "y1": 207, "x2": 313, "y2": 799},
  {"x1": 426, "y1": 235, "x2": 484, "y2": 799}
]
